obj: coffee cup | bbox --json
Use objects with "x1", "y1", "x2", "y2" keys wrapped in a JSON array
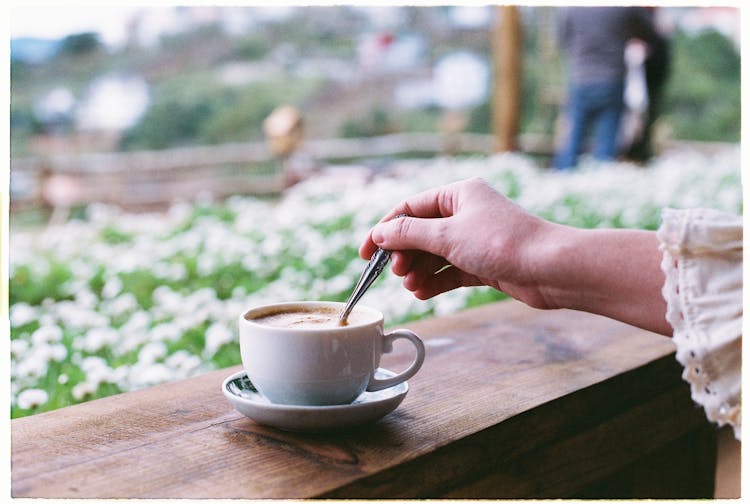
[{"x1": 238, "y1": 301, "x2": 425, "y2": 406}]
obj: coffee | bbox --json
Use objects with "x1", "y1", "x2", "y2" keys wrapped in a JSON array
[{"x1": 249, "y1": 306, "x2": 368, "y2": 328}]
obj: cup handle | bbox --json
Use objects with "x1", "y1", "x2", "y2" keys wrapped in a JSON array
[{"x1": 366, "y1": 329, "x2": 425, "y2": 392}]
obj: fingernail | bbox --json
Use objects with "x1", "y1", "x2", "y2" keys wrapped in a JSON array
[{"x1": 372, "y1": 225, "x2": 385, "y2": 244}]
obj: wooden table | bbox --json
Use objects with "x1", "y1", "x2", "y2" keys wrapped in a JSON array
[{"x1": 11, "y1": 300, "x2": 716, "y2": 498}]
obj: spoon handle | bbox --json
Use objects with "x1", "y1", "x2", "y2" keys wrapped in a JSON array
[
  {"x1": 339, "y1": 248, "x2": 392, "y2": 322},
  {"x1": 339, "y1": 214, "x2": 408, "y2": 323}
]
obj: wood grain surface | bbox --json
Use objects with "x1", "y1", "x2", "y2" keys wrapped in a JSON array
[{"x1": 11, "y1": 300, "x2": 713, "y2": 498}]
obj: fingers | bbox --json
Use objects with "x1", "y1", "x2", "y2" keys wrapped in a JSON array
[
  {"x1": 373, "y1": 215, "x2": 454, "y2": 261},
  {"x1": 411, "y1": 274, "x2": 459, "y2": 300},
  {"x1": 390, "y1": 250, "x2": 412, "y2": 276},
  {"x1": 361, "y1": 177, "x2": 495, "y2": 260},
  {"x1": 401, "y1": 252, "x2": 448, "y2": 291},
  {"x1": 357, "y1": 177, "x2": 497, "y2": 301},
  {"x1": 358, "y1": 228, "x2": 380, "y2": 260},
  {"x1": 376, "y1": 182, "x2": 461, "y2": 224},
  {"x1": 359, "y1": 214, "x2": 452, "y2": 264},
  {"x1": 390, "y1": 250, "x2": 465, "y2": 299},
  {"x1": 408, "y1": 261, "x2": 483, "y2": 300},
  {"x1": 358, "y1": 210, "x2": 428, "y2": 260}
]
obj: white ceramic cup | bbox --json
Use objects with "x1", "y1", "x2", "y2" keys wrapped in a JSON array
[{"x1": 239, "y1": 301, "x2": 425, "y2": 406}]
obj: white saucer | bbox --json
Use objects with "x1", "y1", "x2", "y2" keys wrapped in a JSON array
[{"x1": 222, "y1": 368, "x2": 408, "y2": 432}]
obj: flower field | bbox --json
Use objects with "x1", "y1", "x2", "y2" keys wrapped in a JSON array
[{"x1": 9, "y1": 147, "x2": 742, "y2": 417}]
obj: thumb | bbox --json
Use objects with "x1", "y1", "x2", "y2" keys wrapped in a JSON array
[{"x1": 371, "y1": 216, "x2": 451, "y2": 258}]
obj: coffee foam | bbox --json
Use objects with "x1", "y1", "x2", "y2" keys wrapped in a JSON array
[{"x1": 248, "y1": 306, "x2": 371, "y2": 328}]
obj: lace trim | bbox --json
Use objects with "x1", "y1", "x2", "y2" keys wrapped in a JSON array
[{"x1": 659, "y1": 208, "x2": 741, "y2": 440}]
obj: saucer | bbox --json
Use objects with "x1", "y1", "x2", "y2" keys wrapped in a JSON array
[{"x1": 222, "y1": 368, "x2": 408, "y2": 432}]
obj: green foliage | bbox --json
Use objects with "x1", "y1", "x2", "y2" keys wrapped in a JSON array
[
  {"x1": 310, "y1": 214, "x2": 354, "y2": 234},
  {"x1": 118, "y1": 76, "x2": 224, "y2": 149},
  {"x1": 58, "y1": 32, "x2": 102, "y2": 57},
  {"x1": 120, "y1": 77, "x2": 321, "y2": 149},
  {"x1": 663, "y1": 29, "x2": 740, "y2": 141},
  {"x1": 398, "y1": 106, "x2": 442, "y2": 132},
  {"x1": 88, "y1": 265, "x2": 107, "y2": 296},
  {"x1": 198, "y1": 261, "x2": 272, "y2": 300},
  {"x1": 211, "y1": 342, "x2": 242, "y2": 369},
  {"x1": 198, "y1": 90, "x2": 278, "y2": 144},
  {"x1": 119, "y1": 269, "x2": 162, "y2": 309},
  {"x1": 9, "y1": 261, "x2": 73, "y2": 306},
  {"x1": 100, "y1": 226, "x2": 134, "y2": 244},
  {"x1": 339, "y1": 107, "x2": 395, "y2": 138},
  {"x1": 465, "y1": 288, "x2": 508, "y2": 308},
  {"x1": 168, "y1": 324, "x2": 208, "y2": 357},
  {"x1": 232, "y1": 36, "x2": 270, "y2": 60},
  {"x1": 466, "y1": 101, "x2": 491, "y2": 134}
]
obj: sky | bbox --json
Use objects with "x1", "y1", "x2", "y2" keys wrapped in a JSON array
[
  {"x1": 8, "y1": 3, "x2": 370, "y2": 47},
  {"x1": 10, "y1": 4, "x2": 143, "y2": 46}
]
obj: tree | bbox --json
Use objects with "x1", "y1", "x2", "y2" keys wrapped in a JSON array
[{"x1": 58, "y1": 32, "x2": 102, "y2": 57}]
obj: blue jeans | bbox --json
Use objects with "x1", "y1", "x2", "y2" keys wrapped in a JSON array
[{"x1": 553, "y1": 80, "x2": 625, "y2": 170}]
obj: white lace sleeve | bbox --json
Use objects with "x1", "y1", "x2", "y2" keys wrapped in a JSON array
[{"x1": 658, "y1": 208, "x2": 742, "y2": 440}]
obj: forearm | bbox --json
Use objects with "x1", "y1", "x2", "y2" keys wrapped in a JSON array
[{"x1": 534, "y1": 224, "x2": 672, "y2": 336}]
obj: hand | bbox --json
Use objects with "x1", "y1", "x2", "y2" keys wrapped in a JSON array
[
  {"x1": 359, "y1": 177, "x2": 556, "y2": 308},
  {"x1": 360, "y1": 176, "x2": 670, "y2": 335}
]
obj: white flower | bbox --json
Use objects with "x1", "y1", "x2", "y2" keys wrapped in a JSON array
[
  {"x1": 10, "y1": 339, "x2": 29, "y2": 357},
  {"x1": 151, "y1": 261, "x2": 171, "y2": 279},
  {"x1": 48, "y1": 343, "x2": 68, "y2": 362},
  {"x1": 10, "y1": 303, "x2": 36, "y2": 327},
  {"x1": 101, "y1": 276, "x2": 123, "y2": 299},
  {"x1": 150, "y1": 322, "x2": 182, "y2": 342},
  {"x1": 121, "y1": 310, "x2": 151, "y2": 333},
  {"x1": 77, "y1": 327, "x2": 119, "y2": 353},
  {"x1": 154, "y1": 262, "x2": 188, "y2": 282},
  {"x1": 175, "y1": 309, "x2": 209, "y2": 331},
  {"x1": 138, "y1": 341, "x2": 167, "y2": 365},
  {"x1": 111, "y1": 365, "x2": 130, "y2": 387},
  {"x1": 204, "y1": 322, "x2": 234, "y2": 358},
  {"x1": 56, "y1": 302, "x2": 109, "y2": 331},
  {"x1": 75, "y1": 289, "x2": 99, "y2": 309},
  {"x1": 165, "y1": 350, "x2": 203, "y2": 376},
  {"x1": 80, "y1": 356, "x2": 114, "y2": 386},
  {"x1": 72, "y1": 381, "x2": 97, "y2": 401},
  {"x1": 128, "y1": 363, "x2": 173, "y2": 388},
  {"x1": 168, "y1": 200, "x2": 193, "y2": 221},
  {"x1": 152, "y1": 286, "x2": 183, "y2": 313},
  {"x1": 15, "y1": 350, "x2": 50, "y2": 379},
  {"x1": 169, "y1": 263, "x2": 188, "y2": 281},
  {"x1": 106, "y1": 293, "x2": 138, "y2": 316},
  {"x1": 31, "y1": 324, "x2": 63, "y2": 345},
  {"x1": 17, "y1": 388, "x2": 49, "y2": 409}
]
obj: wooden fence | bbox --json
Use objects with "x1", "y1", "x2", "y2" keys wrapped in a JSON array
[
  {"x1": 10, "y1": 132, "x2": 734, "y2": 215},
  {"x1": 9, "y1": 132, "x2": 553, "y2": 211}
]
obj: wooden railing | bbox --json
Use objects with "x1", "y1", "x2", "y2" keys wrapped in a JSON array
[
  {"x1": 10, "y1": 132, "x2": 730, "y2": 212},
  {"x1": 9, "y1": 132, "x2": 553, "y2": 211},
  {"x1": 11, "y1": 301, "x2": 716, "y2": 499}
]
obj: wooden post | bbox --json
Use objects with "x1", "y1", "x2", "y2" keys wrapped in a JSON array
[{"x1": 492, "y1": 5, "x2": 522, "y2": 152}]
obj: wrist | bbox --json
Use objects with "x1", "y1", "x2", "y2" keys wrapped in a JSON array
[
  {"x1": 529, "y1": 225, "x2": 670, "y2": 334},
  {"x1": 525, "y1": 222, "x2": 584, "y2": 311}
]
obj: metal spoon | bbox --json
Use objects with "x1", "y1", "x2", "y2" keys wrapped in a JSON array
[{"x1": 339, "y1": 214, "x2": 407, "y2": 324}]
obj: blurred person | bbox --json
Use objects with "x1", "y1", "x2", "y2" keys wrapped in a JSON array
[
  {"x1": 619, "y1": 39, "x2": 650, "y2": 152},
  {"x1": 360, "y1": 177, "x2": 741, "y2": 439},
  {"x1": 552, "y1": 6, "x2": 662, "y2": 169},
  {"x1": 622, "y1": 8, "x2": 671, "y2": 163}
]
